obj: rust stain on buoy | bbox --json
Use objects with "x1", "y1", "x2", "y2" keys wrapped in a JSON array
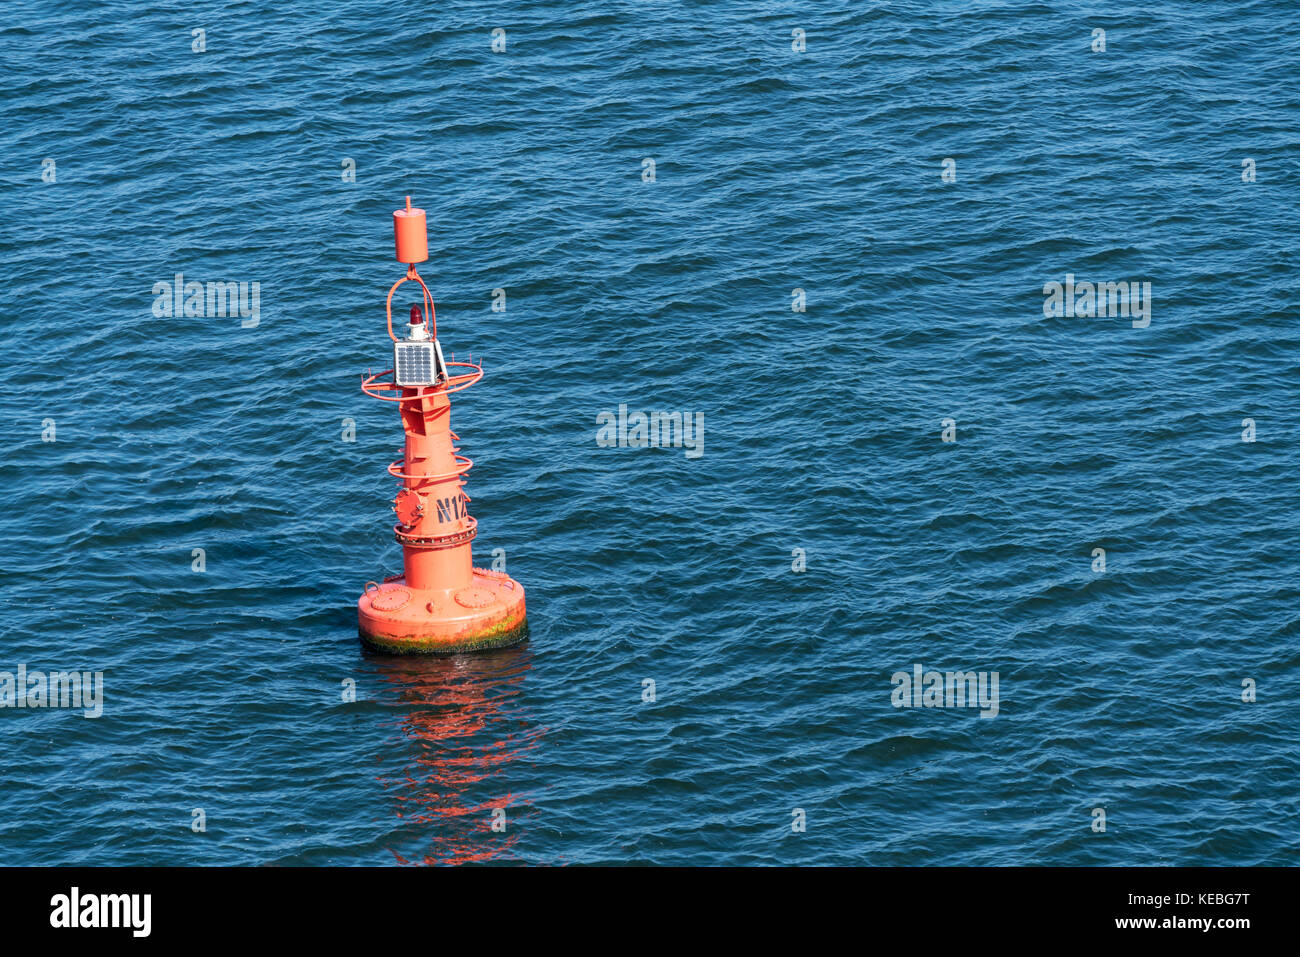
[{"x1": 357, "y1": 197, "x2": 527, "y2": 654}]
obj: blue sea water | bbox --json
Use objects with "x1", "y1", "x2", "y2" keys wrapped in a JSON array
[{"x1": 1, "y1": 0, "x2": 1297, "y2": 865}]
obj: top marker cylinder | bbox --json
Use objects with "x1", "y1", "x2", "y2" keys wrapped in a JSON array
[{"x1": 393, "y1": 196, "x2": 428, "y2": 263}]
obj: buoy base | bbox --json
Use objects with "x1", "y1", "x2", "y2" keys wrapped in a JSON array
[{"x1": 357, "y1": 568, "x2": 527, "y2": 655}]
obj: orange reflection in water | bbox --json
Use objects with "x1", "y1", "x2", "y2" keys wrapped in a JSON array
[{"x1": 369, "y1": 646, "x2": 542, "y2": 865}]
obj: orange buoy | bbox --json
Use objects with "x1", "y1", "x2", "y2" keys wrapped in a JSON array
[{"x1": 358, "y1": 198, "x2": 526, "y2": 654}]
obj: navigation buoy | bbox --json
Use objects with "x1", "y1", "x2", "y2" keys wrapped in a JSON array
[{"x1": 357, "y1": 197, "x2": 527, "y2": 654}]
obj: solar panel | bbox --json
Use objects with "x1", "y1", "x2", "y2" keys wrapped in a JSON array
[{"x1": 393, "y1": 340, "x2": 444, "y2": 386}]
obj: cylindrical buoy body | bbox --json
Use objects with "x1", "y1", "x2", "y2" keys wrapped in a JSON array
[
  {"x1": 357, "y1": 383, "x2": 527, "y2": 654},
  {"x1": 393, "y1": 200, "x2": 429, "y2": 263}
]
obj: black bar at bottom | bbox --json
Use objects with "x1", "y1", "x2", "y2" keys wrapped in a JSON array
[{"x1": 0, "y1": 865, "x2": 1280, "y2": 943}]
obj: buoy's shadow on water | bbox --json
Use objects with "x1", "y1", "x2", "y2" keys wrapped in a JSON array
[{"x1": 359, "y1": 643, "x2": 542, "y2": 865}]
